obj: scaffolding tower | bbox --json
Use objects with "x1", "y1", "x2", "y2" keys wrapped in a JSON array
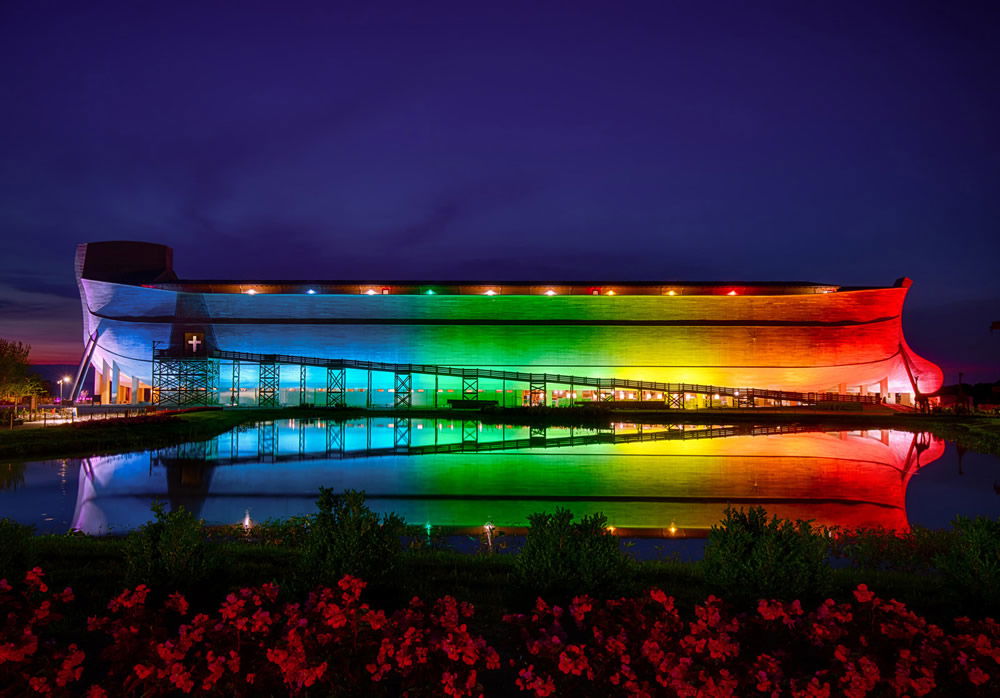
[{"x1": 152, "y1": 358, "x2": 219, "y2": 407}]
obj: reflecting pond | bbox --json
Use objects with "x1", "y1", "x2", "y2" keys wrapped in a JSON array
[{"x1": 2, "y1": 419, "x2": 998, "y2": 536}]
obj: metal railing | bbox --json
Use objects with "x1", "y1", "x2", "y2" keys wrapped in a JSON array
[
  {"x1": 152, "y1": 422, "x2": 822, "y2": 466},
  {"x1": 153, "y1": 348, "x2": 881, "y2": 405}
]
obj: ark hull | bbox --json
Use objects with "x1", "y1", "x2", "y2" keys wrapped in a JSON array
[{"x1": 73, "y1": 241, "x2": 943, "y2": 404}]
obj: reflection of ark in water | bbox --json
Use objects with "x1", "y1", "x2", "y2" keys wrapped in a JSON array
[
  {"x1": 73, "y1": 241, "x2": 943, "y2": 407},
  {"x1": 70, "y1": 421, "x2": 944, "y2": 536}
]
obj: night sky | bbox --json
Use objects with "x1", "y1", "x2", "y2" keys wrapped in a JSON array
[{"x1": 2, "y1": 1, "x2": 998, "y2": 381}]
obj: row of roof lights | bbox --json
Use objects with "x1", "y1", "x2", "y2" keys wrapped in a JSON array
[{"x1": 241, "y1": 287, "x2": 745, "y2": 296}]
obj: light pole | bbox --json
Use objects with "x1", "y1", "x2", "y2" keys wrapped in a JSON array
[{"x1": 57, "y1": 376, "x2": 71, "y2": 403}]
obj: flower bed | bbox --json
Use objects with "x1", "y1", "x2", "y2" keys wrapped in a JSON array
[
  {"x1": 2, "y1": 568, "x2": 998, "y2": 696},
  {"x1": 504, "y1": 588, "x2": 999, "y2": 696}
]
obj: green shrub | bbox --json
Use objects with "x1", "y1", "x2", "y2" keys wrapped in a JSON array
[
  {"x1": 703, "y1": 507, "x2": 829, "y2": 604},
  {"x1": 124, "y1": 501, "x2": 211, "y2": 592},
  {"x1": 252, "y1": 515, "x2": 312, "y2": 547},
  {"x1": 935, "y1": 515, "x2": 1000, "y2": 613},
  {"x1": 832, "y1": 526, "x2": 957, "y2": 574},
  {"x1": 300, "y1": 488, "x2": 405, "y2": 587},
  {"x1": 0, "y1": 518, "x2": 33, "y2": 581},
  {"x1": 515, "y1": 508, "x2": 634, "y2": 598}
]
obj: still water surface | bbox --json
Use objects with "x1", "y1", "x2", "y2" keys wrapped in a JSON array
[{"x1": 2, "y1": 419, "x2": 998, "y2": 536}]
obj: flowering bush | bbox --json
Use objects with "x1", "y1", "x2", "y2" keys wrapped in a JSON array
[
  {"x1": 3, "y1": 568, "x2": 497, "y2": 697},
  {"x1": 0, "y1": 567, "x2": 91, "y2": 697},
  {"x1": 2, "y1": 568, "x2": 999, "y2": 696},
  {"x1": 504, "y1": 585, "x2": 1000, "y2": 696}
]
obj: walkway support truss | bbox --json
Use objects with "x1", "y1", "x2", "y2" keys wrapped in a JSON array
[
  {"x1": 325, "y1": 421, "x2": 344, "y2": 454},
  {"x1": 257, "y1": 421, "x2": 276, "y2": 460},
  {"x1": 326, "y1": 368, "x2": 346, "y2": 407},
  {"x1": 394, "y1": 418, "x2": 411, "y2": 450},
  {"x1": 258, "y1": 363, "x2": 279, "y2": 407},
  {"x1": 152, "y1": 358, "x2": 219, "y2": 407},
  {"x1": 462, "y1": 421, "x2": 478, "y2": 443},
  {"x1": 230, "y1": 361, "x2": 240, "y2": 406},
  {"x1": 299, "y1": 365, "x2": 307, "y2": 406},
  {"x1": 529, "y1": 380, "x2": 546, "y2": 406},
  {"x1": 394, "y1": 373, "x2": 412, "y2": 409}
]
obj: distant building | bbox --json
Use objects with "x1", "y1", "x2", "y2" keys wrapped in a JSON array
[
  {"x1": 72, "y1": 241, "x2": 943, "y2": 406},
  {"x1": 929, "y1": 386, "x2": 975, "y2": 411},
  {"x1": 930, "y1": 383, "x2": 1000, "y2": 413}
]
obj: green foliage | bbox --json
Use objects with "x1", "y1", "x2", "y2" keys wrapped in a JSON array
[
  {"x1": 124, "y1": 501, "x2": 211, "y2": 592},
  {"x1": 934, "y1": 516, "x2": 1000, "y2": 614},
  {"x1": 703, "y1": 507, "x2": 829, "y2": 604},
  {"x1": 832, "y1": 526, "x2": 957, "y2": 574},
  {"x1": 300, "y1": 488, "x2": 405, "y2": 587},
  {"x1": 0, "y1": 518, "x2": 33, "y2": 581},
  {"x1": 251, "y1": 515, "x2": 313, "y2": 547},
  {"x1": 515, "y1": 508, "x2": 634, "y2": 598},
  {"x1": 0, "y1": 339, "x2": 43, "y2": 404}
]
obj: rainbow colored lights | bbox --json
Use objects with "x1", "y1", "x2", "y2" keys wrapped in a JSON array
[
  {"x1": 66, "y1": 421, "x2": 945, "y2": 536},
  {"x1": 74, "y1": 242, "x2": 943, "y2": 404}
]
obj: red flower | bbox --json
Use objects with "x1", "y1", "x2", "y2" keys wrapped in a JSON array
[
  {"x1": 516, "y1": 665, "x2": 556, "y2": 697},
  {"x1": 485, "y1": 647, "x2": 501, "y2": 670},
  {"x1": 55, "y1": 644, "x2": 85, "y2": 686},
  {"x1": 167, "y1": 663, "x2": 195, "y2": 693},
  {"x1": 752, "y1": 653, "x2": 783, "y2": 692},
  {"x1": 569, "y1": 595, "x2": 593, "y2": 623},
  {"x1": 968, "y1": 667, "x2": 990, "y2": 686},
  {"x1": 219, "y1": 593, "x2": 246, "y2": 621},
  {"x1": 28, "y1": 676, "x2": 51, "y2": 695},
  {"x1": 337, "y1": 575, "x2": 366, "y2": 603},
  {"x1": 108, "y1": 585, "x2": 149, "y2": 612},
  {"x1": 758, "y1": 599, "x2": 784, "y2": 621},
  {"x1": 792, "y1": 676, "x2": 831, "y2": 697},
  {"x1": 364, "y1": 609, "x2": 387, "y2": 630},
  {"x1": 32, "y1": 600, "x2": 51, "y2": 622},
  {"x1": 165, "y1": 592, "x2": 189, "y2": 616},
  {"x1": 557, "y1": 645, "x2": 592, "y2": 677},
  {"x1": 250, "y1": 608, "x2": 274, "y2": 633},
  {"x1": 25, "y1": 567, "x2": 49, "y2": 594},
  {"x1": 853, "y1": 585, "x2": 875, "y2": 603}
]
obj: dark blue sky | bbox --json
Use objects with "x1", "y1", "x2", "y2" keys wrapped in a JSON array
[{"x1": 1, "y1": 1, "x2": 998, "y2": 380}]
